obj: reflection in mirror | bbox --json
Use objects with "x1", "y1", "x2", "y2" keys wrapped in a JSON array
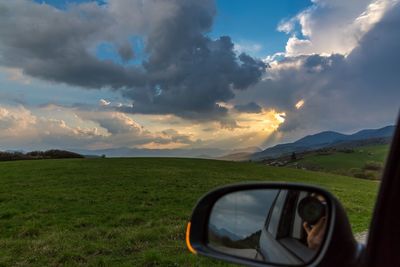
[{"x1": 208, "y1": 189, "x2": 329, "y2": 266}]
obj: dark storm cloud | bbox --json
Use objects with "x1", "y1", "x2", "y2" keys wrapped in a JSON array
[
  {"x1": 234, "y1": 102, "x2": 262, "y2": 113},
  {"x1": 121, "y1": 0, "x2": 266, "y2": 119},
  {"x1": 117, "y1": 43, "x2": 135, "y2": 62},
  {"x1": 0, "y1": 1, "x2": 144, "y2": 89},
  {"x1": 0, "y1": 0, "x2": 265, "y2": 121}
]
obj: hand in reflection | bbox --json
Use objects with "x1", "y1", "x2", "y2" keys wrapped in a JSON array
[{"x1": 303, "y1": 216, "x2": 327, "y2": 250}]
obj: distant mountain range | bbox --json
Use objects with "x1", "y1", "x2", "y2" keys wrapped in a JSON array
[
  {"x1": 250, "y1": 125, "x2": 395, "y2": 161},
  {"x1": 209, "y1": 224, "x2": 242, "y2": 241},
  {"x1": 70, "y1": 125, "x2": 394, "y2": 160},
  {"x1": 216, "y1": 147, "x2": 262, "y2": 161},
  {"x1": 73, "y1": 146, "x2": 261, "y2": 159}
]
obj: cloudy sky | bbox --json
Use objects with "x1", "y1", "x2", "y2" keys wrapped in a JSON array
[
  {"x1": 209, "y1": 189, "x2": 278, "y2": 239},
  {"x1": 0, "y1": 0, "x2": 399, "y2": 154}
]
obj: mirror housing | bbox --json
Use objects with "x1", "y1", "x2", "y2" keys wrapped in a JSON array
[{"x1": 187, "y1": 183, "x2": 363, "y2": 267}]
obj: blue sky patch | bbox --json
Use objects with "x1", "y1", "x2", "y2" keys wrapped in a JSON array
[{"x1": 211, "y1": 0, "x2": 311, "y2": 57}]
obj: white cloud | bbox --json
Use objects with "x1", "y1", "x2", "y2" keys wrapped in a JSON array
[
  {"x1": 76, "y1": 111, "x2": 143, "y2": 135},
  {"x1": 278, "y1": 0, "x2": 398, "y2": 56},
  {"x1": 285, "y1": 37, "x2": 313, "y2": 57},
  {"x1": 99, "y1": 99, "x2": 111, "y2": 106},
  {"x1": 0, "y1": 105, "x2": 36, "y2": 132},
  {"x1": 0, "y1": 104, "x2": 197, "y2": 151},
  {"x1": 276, "y1": 19, "x2": 294, "y2": 34},
  {"x1": 352, "y1": 0, "x2": 398, "y2": 35},
  {"x1": 295, "y1": 99, "x2": 305, "y2": 110},
  {"x1": 0, "y1": 105, "x2": 104, "y2": 150},
  {"x1": 234, "y1": 42, "x2": 263, "y2": 56}
]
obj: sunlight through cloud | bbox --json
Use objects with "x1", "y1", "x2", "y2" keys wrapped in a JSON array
[{"x1": 295, "y1": 99, "x2": 305, "y2": 109}]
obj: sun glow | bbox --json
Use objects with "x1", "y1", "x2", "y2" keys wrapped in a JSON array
[{"x1": 295, "y1": 99, "x2": 305, "y2": 109}]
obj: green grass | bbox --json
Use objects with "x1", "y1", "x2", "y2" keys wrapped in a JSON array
[
  {"x1": 0, "y1": 158, "x2": 379, "y2": 266},
  {"x1": 290, "y1": 144, "x2": 389, "y2": 179}
]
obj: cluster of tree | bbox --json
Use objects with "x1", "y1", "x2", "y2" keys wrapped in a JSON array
[
  {"x1": 351, "y1": 161, "x2": 384, "y2": 180},
  {"x1": 315, "y1": 147, "x2": 355, "y2": 156},
  {"x1": 0, "y1": 150, "x2": 84, "y2": 161},
  {"x1": 363, "y1": 161, "x2": 383, "y2": 171}
]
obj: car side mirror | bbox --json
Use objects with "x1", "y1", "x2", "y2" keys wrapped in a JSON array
[{"x1": 186, "y1": 183, "x2": 363, "y2": 267}]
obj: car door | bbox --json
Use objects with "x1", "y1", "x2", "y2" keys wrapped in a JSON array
[{"x1": 365, "y1": 114, "x2": 400, "y2": 266}]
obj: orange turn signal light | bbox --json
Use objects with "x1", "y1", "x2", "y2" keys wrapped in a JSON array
[{"x1": 186, "y1": 222, "x2": 197, "y2": 254}]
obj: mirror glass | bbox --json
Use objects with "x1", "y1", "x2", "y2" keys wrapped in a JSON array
[{"x1": 208, "y1": 189, "x2": 329, "y2": 266}]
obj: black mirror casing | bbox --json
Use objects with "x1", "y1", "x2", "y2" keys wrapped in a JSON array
[{"x1": 187, "y1": 183, "x2": 363, "y2": 267}]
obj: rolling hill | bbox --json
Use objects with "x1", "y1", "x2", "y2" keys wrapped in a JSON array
[
  {"x1": 251, "y1": 125, "x2": 394, "y2": 161},
  {"x1": 283, "y1": 144, "x2": 389, "y2": 179}
]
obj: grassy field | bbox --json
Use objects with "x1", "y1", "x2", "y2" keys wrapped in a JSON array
[
  {"x1": 287, "y1": 144, "x2": 389, "y2": 179},
  {"x1": 0, "y1": 158, "x2": 379, "y2": 266}
]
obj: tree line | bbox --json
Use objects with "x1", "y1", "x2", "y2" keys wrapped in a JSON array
[{"x1": 0, "y1": 150, "x2": 84, "y2": 161}]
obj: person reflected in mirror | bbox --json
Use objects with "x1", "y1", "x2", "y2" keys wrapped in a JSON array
[
  {"x1": 303, "y1": 216, "x2": 326, "y2": 249},
  {"x1": 300, "y1": 194, "x2": 328, "y2": 250}
]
